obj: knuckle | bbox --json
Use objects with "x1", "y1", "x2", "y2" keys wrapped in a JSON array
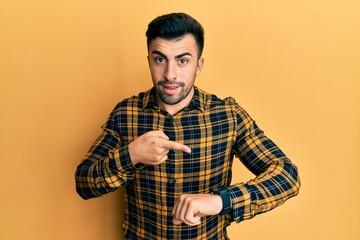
[
  {"x1": 184, "y1": 215, "x2": 192, "y2": 222},
  {"x1": 155, "y1": 155, "x2": 163, "y2": 162},
  {"x1": 179, "y1": 194, "x2": 188, "y2": 201}
]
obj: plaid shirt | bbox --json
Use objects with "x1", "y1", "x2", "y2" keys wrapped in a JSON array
[{"x1": 75, "y1": 86, "x2": 300, "y2": 240}]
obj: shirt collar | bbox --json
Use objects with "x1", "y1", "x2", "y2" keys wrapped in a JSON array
[{"x1": 142, "y1": 86, "x2": 205, "y2": 112}]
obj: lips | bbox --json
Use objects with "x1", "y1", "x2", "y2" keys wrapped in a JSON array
[{"x1": 161, "y1": 84, "x2": 180, "y2": 95}]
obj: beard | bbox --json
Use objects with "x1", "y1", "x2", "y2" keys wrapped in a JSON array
[{"x1": 155, "y1": 79, "x2": 194, "y2": 105}]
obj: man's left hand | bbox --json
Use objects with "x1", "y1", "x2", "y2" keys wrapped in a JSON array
[{"x1": 172, "y1": 193, "x2": 223, "y2": 226}]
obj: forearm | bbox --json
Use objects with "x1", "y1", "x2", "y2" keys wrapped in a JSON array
[
  {"x1": 231, "y1": 107, "x2": 301, "y2": 222},
  {"x1": 75, "y1": 132, "x2": 139, "y2": 199},
  {"x1": 229, "y1": 157, "x2": 300, "y2": 222}
]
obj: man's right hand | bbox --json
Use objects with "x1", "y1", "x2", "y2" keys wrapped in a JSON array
[{"x1": 128, "y1": 130, "x2": 191, "y2": 165}]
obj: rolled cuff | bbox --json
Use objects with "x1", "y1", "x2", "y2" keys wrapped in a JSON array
[{"x1": 228, "y1": 184, "x2": 253, "y2": 223}]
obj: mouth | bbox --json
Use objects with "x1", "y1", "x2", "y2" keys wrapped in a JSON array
[{"x1": 160, "y1": 84, "x2": 181, "y2": 95}]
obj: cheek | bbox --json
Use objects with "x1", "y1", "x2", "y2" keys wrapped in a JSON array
[
  {"x1": 150, "y1": 65, "x2": 163, "y2": 79},
  {"x1": 180, "y1": 64, "x2": 197, "y2": 76},
  {"x1": 184, "y1": 66, "x2": 199, "y2": 80}
]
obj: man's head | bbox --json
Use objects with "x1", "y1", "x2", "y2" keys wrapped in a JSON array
[
  {"x1": 145, "y1": 13, "x2": 205, "y2": 115},
  {"x1": 146, "y1": 13, "x2": 204, "y2": 59}
]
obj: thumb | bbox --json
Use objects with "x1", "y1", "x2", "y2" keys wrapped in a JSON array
[{"x1": 172, "y1": 218, "x2": 182, "y2": 225}]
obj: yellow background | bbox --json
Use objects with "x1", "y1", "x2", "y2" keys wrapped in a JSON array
[{"x1": 1, "y1": 0, "x2": 359, "y2": 239}]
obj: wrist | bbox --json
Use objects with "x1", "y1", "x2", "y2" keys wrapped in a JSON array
[
  {"x1": 211, "y1": 185, "x2": 232, "y2": 215},
  {"x1": 128, "y1": 141, "x2": 139, "y2": 165}
]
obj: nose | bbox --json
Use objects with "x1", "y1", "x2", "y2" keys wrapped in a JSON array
[{"x1": 164, "y1": 61, "x2": 177, "y2": 81}]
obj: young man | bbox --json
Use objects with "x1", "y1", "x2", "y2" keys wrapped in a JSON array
[{"x1": 75, "y1": 13, "x2": 300, "y2": 240}]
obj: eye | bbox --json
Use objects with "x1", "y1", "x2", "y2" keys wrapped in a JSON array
[
  {"x1": 178, "y1": 58, "x2": 188, "y2": 65},
  {"x1": 155, "y1": 57, "x2": 166, "y2": 64}
]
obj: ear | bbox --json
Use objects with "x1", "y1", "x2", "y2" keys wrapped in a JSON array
[{"x1": 196, "y1": 58, "x2": 204, "y2": 76}]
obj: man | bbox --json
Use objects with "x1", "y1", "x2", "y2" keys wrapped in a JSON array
[{"x1": 75, "y1": 13, "x2": 300, "y2": 239}]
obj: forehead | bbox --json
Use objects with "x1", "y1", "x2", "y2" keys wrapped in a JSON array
[{"x1": 148, "y1": 34, "x2": 198, "y2": 56}]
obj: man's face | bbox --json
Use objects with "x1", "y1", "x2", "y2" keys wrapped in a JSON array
[{"x1": 148, "y1": 34, "x2": 204, "y2": 111}]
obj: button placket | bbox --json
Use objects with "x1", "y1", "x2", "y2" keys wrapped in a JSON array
[{"x1": 165, "y1": 116, "x2": 176, "y2": 179}]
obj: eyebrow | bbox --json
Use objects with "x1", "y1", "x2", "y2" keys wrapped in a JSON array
[{"x1": 151, "y1": 50, "x2": 193, "y2": 60}]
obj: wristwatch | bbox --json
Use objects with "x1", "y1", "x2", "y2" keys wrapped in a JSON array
[{"x1": 211, "y1": 185, "x2": 232, "y2": 215}]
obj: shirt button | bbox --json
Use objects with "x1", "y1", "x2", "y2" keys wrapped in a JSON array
[{"x1": 169, "y1": 178, "x2": 176, "y2": 184}]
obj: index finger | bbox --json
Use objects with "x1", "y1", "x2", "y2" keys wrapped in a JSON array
[{"x1": 157, "y1": 138, "x2": 191, "y2": 153}]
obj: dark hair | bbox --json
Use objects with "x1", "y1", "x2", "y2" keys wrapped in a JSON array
[{"x1": 146, "y1": 13, "x2": 205, "y2": 58}]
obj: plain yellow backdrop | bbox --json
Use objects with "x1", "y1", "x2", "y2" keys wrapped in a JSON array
[{"x1": 1, "y1": 0, "x2": 359, "y2": 239}]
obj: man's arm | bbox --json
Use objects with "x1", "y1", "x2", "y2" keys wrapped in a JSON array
[
  {"x1": 75, "y1": 113, "x2": 191, "y2": 200},
  {"x1": 229, "y1": 104, "x2": 301, "y2": 222},
  {"x1": 75, "y1": 126, "x2": 139, "y2": 199},
  {"x1": 171, "y1": 102, "x2": 300, "y2": 226}
]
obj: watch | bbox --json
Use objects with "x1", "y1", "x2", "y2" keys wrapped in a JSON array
[{"x1": 211, "y1": 185, "x2": 232, "y2": 215}]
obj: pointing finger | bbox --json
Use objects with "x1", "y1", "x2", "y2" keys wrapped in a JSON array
[
  {"x1": 156, "y1": 138, "x2": 191, "y2": 153},
  {"x1": 170, "y1": 141, "x2": 192, "y2": 153}
]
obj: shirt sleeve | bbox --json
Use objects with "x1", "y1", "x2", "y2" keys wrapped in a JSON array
[
  {"x1": 75, "y1": 109, "x2": 143, "y2": 200},
  {"x1": 228, "y1": 102, "x2": 301, "y2": 223}
]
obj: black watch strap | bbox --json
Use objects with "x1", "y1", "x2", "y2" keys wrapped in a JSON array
[{"x1": 211, "y1": 185, "x2": 232, "y2": 215}]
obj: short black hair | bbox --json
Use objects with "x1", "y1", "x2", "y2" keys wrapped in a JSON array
[{"x1": 146, "y1": 13, "x2": 205, "y2": 58}]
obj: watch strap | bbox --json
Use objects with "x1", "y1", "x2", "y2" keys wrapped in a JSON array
[{"x1": 211, "y1": 185, "x2": 232, "y2": 215}]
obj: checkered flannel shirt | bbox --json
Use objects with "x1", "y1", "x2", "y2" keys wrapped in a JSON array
[{"x1": 75, "y1": 86, "x2": 300, "y2": 239}]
